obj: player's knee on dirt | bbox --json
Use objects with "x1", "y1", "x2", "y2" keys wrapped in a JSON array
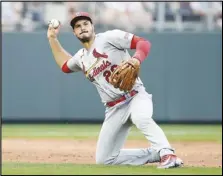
[
  {"x1": 95, "y1": 155, "x2": 106, "y2": 165},
  {"x1": 96, "y1": 155, "x2": 115, "y2": 165},
  {"x1": 96, "y1": 150, "x2": 118, "y2": 165}
]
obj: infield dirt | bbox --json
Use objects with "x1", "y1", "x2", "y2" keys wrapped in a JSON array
[{"x1": 2, "y1": 139, "x2": 222, "y2": 167}]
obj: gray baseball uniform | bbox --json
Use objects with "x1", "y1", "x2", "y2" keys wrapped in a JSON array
[{"x1": 66, "y1": 29, "x2": 174, "y2": 165}]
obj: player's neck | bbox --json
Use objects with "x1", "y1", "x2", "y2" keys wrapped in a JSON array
[{"x1": 82, "y1": 34, "x2": 96, "y2": 51}]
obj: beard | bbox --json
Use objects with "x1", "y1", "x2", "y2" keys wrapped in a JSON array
[
  {"x1": 78, "y1": 36, "x2": 91, "y2": 43},
  {"x1": 77, "y1": 32, "x2": 93, "y2": 43}
]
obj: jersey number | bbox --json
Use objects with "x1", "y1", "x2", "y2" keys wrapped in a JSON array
[{"x1": 103, "y1": 65, "x2": 118, "y2": 83}]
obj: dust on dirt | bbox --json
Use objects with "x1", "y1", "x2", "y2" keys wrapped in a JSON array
[{"x1": 2, "y1": 139, "x2": 222, "y2": 167}]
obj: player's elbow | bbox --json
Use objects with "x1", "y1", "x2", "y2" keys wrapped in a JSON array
[{"x1": 130, "y1": 35, "x2": 151, "y2": 51}]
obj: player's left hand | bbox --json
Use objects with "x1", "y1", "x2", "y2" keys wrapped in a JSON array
[{"x1": 109, "y1": 58, "x2": 140, "y2": 92}]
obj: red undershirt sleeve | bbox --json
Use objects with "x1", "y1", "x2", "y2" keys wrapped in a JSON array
[
  {"x1": 62, "y1": 60, "x2": 73, "y2": 73},
  {"x1": 130, "y1": 35, "x2": 151, "y2": 63}
]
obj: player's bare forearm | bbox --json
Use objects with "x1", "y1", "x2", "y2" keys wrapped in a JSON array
[{"x1": 48, "y1": 38, "x2": 72, "y2": 68}]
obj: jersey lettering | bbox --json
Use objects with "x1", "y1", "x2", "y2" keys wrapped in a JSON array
[{"x1": 92, "y1": 60, "x2": 111, "y2": 77}]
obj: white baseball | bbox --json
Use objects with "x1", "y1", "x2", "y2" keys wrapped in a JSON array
[{"x1": 49, "y1": 19, "x2": 60, "y2": 29}]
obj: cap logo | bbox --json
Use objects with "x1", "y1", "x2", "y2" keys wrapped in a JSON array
[{"x1": 76, "y1": 12, "x2": 81, "y2": 16}]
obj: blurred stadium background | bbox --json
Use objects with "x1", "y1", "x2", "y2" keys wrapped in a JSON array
[
  {"x1": 2, "y1": 1, "x2": 222, "y2": 124},
  {"x1": 2, "y1": 1, "x2": 222, "y2": 32}
]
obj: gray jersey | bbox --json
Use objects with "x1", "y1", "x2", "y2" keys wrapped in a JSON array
[{"x1": 66, "y1": 29, "x2": 145, "y2": 104}]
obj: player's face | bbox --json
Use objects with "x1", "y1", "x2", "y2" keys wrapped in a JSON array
[{"x1": 73, "y1": 19, "x2": 94, "y2": 43}]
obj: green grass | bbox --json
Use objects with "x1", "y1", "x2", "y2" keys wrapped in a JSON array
[
  {"x1": 2, "y1": 163, "x2": 222, "y2": 175},
  {"x1": 2, "y1": 124, "x2": 222, "y2": 142}
]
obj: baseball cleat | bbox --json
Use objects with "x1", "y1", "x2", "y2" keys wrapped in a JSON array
[{"x1": 157, "y1": 154, "x2": 184, "y2": 169}]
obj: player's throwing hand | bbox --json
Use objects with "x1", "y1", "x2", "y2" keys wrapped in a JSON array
[{"x1": 47, "y1": 20, "x2": 61, "y2": 39}]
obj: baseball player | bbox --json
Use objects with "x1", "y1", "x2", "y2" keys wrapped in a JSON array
[{"x1": 47, "y1": 12, "x2": 183, "y2": 169}]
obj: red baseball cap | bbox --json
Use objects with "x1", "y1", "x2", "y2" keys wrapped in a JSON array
[{"x1": 70, "y1": 12, "x2": 93, "y2": 29}]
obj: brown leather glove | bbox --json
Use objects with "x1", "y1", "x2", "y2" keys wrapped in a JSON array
[{"x1": 109, "y1": 58, "x2": 140, "y2": 92}]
